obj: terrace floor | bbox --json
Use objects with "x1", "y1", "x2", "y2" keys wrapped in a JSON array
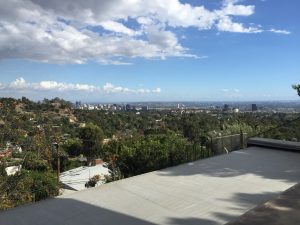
[
  {"x1": 1, "y1": 146, "x2": 300, "y2": 225},
  {"x1": 227, "y1": 183, "x2": 300, "y2": 225}
]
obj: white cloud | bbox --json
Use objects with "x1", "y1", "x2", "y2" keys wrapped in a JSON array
[
  {"x1": 223, "y1": 0, "x2": 242, "y2": 4},
  {"x1": 220, "y1": 3, "x2": 255, "y2": 16},
  {"x1": 0, "y1": 77, "x2": 161, "y2": 95},
  {"x1": 38, "y1": 81, "x2": 97, "y2": 92},
  {"x1": 9, "y1": 77, "x2": 28, "y2": 89},
  {"x1": 216, "y1": 16, "x2": 262, "y2": 33},
  {"x1": 100, "y1": 21, "x2": 136, "y2": 36},
  {"x1": 0, "y1": 0, "x2": 288, "y2": 64},
  {"x1": 152, "y1": 88, "x2": 161, "y2": 93},
  {"x1": 103, "y1": 83, "x2": 161, "y2": 94},
  {"x1": 269, "y1": 28, "x2": 291, "y2": 35},
  {"x1": 4, "y1": 77, "x2": 98, "y2": 92},
  {"x1": 222, "y1": 88, "x2": 240, "y2": 93},
  {"x1": 137, "y1": 17, "x2": 153, "y2": 25}
]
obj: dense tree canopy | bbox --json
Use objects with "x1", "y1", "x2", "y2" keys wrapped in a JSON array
[
  {"x1": 78, "y1": 123, "x2": 104, "y2": 159},
  {"x1": 292, "y1": 84, "x2": 300, "y2": 96}
]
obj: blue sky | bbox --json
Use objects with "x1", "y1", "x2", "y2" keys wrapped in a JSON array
[{"x1": 0, "y1": 0, "x2": 299, "y2": 102}]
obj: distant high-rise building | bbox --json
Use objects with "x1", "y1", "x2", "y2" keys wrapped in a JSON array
[
  {"x1": 223, "y1": 104, "x2": 229, "y2": 111},
  {"x1": 141, "y1": 106, "x2": 148, "y2": 111},
  {"x1": 125, "y1": 104, "x2": 132, "y2": 111},
  {"x1": 252, "y1": 104, "x2": 258, "y2": 111},
  {"x1": 75, "y1": 101, "x2": 81, "y2": 108}
]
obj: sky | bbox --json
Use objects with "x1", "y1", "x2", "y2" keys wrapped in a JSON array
[{"x1": 0, "y1": 0, "x2": 299, "y2": 102}]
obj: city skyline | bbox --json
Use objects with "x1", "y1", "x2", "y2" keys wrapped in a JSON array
[{"x1": 0, "y1": 0, "x2": 299, "y2": 101}]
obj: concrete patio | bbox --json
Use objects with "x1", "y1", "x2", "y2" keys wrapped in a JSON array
[
  {"x1": 227, "y1": 183, "x2": 300, "y2": 225},
  {"x1": 1, "y1": 145, "x2": 300, "y2": 225}
]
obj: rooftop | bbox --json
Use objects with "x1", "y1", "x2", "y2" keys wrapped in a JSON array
[
  {"x1": 60, "y1": 164, "x2": 110, "y2": 192},
  {"x1": 227, "y1": 183, "x2": 300, "y2": 225},
  {"x1": 1, "y1": 143, "x2": 300, "y2": 225}
]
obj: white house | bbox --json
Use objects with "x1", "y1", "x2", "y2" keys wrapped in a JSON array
[
  {"x1": 5, "y1": 165, "x2": 21, "y2": 176},
  {"x1": 59, "y1": 164, "x2": 110, "y2": 192}
]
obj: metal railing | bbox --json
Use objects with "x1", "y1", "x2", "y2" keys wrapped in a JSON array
[
  {"x1": 207, "y1": 132, "x2": 247, "y2": 155},
  {"x1": 251, "y1": 115, "x2": 300, "y2": 141}
]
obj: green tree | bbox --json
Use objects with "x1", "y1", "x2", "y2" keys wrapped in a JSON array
[
  {"x1": 23, "y1": 152, "x2": 50, "y2": 172},
  {"x1": 79, "y1": 123, "x2": 104, "y2": 159},
  {"x1": 0, "y1": 173, "x2": 33, "y2": 210},
  {"x1": 116, "y1": 132, "x2": 192, "y2": 177},
  {"x1": 292, "y1": 84, "x2": 300, "y2": 96},
  {"x1": 62, "y1": 139, "x2": 82, "y2": 157},
  {"x1": 0, "y1": 170, "x2": 57, "y2": 210},
  {"x1": 28, "y1": 171, "x2": 57, "y2": 201}
]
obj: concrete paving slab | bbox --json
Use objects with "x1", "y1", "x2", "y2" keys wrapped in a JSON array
[
  {"x1": 1, "y1": 147, "x2": 300, "y2": 225},
  {"x1": 227, "y1": 183, "x2": 300, "y2": 225}
]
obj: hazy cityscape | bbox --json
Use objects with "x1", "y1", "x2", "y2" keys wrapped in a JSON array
[{"x1": 74, "y1": 101, "x2": 300, "y2": 113}]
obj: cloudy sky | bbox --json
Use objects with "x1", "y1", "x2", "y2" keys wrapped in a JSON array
[{"x1": 0, "y1": 0, "x2": 299, "y2": 102}]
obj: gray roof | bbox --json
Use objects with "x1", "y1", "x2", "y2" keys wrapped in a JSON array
[
  {"x1": 1, "y1": 146, "x2": 300, "y2": 225},
  {"x1": 60, "y1": 164, "x2": 110, "y2": 191}
]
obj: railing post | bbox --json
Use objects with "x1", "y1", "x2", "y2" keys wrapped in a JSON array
[
  {"x1": 240, "y1": 130, "x2": 244, "y2": 149},
  {"x1": 221, "y1": 137, "x2": 224, "y2": 154},
  {"x1": 210, "y1": 137, "x2": 213, "y2": 155}
]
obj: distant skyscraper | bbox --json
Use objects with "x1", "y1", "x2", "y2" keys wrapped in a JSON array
[
  {"x1": 141, "y1": 106, "x2": 148, "y2": 111},
  {"x1": 125, "y1": 104, "x2": 132, "y2": 111},
  {"x1": 75, "y1": 101, "x2": 81, "y2": 108},
  {"x1": 223, "y1": 104, "x2": 229, "y2": 111},
  {"x1": 252, "y1": 104, "x2": 258, "y2": 111}
]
